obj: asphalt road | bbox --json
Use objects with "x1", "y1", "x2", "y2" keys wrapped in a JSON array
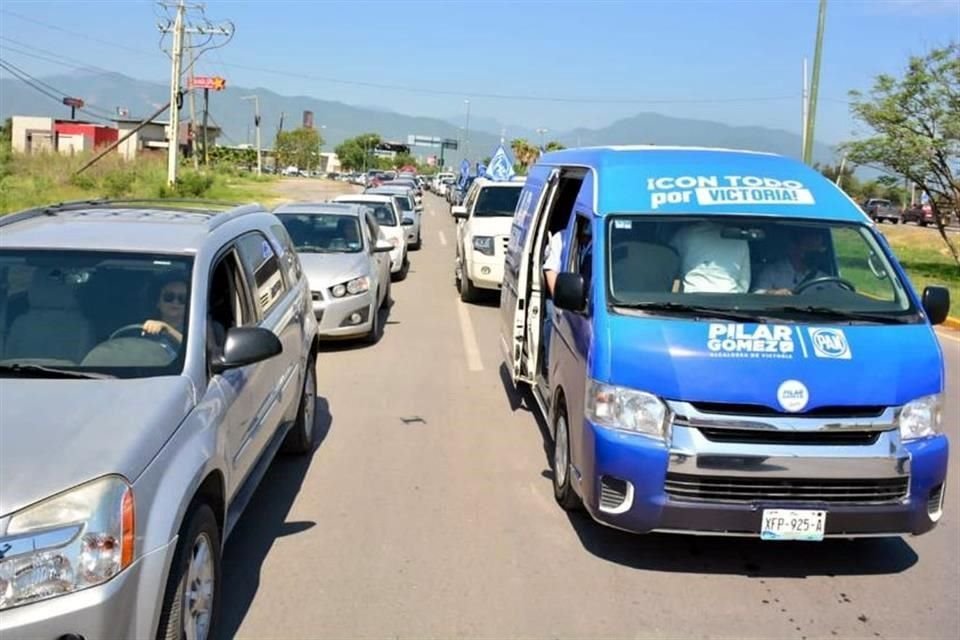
[{"x1": 221, "y1": 184, "x2": 960, "y2": 640}]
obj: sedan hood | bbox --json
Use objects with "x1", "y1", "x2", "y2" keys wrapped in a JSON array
[
  {"x1": 300, "y1": 252, "x2": 370, "y2": 289},
  {"x1": 596, "y1": 315, "x2": 943, "y2": 412},
  {"x1": 0, "y1": 376, "x2": 195, "y2": 516}
]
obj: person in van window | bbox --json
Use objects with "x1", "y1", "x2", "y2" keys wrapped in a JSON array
[
  {"x1": 753, "y1": 228, "x2": 827, "y2": 295},
  {"x1": 669, "y1": 221, "x2": 751, "y2": 293},
  {"x1": 543, "y1": 223, "x2": 592, "y2": 296},
  {"x1": 142, "y1": 276, "x2": 187, "y2": 343}
]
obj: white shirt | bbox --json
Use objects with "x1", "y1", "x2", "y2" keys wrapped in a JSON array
[
  {"x1": 543, "y1": 231, "x2": 564, "y2": 273},
  {"x1": 669, "y1": 223, "x2": 750, "y2": 293},
  {"x1": 754, "y1": 259, "x2": 824, "y2": 291}
]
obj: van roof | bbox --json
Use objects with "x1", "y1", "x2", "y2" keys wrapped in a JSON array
[{"x1": 535, "y1": 146, "x2": 868, "y2": 223}]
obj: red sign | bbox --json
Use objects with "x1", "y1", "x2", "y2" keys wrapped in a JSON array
[
  {"x1": 62, "y1": 97, "x2": 85, "y2": 108},
  {"x1": 189, "y1": 76, "x2": 226, "y2": 91}
]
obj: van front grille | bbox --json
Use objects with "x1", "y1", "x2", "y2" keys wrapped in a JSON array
[
  {"x1": 664, "y1": 473, "x2": 908, "y2": 505},
  {"x1": 698, "y1": 427, "x2": 882, "y2": 446},
  {"x1": 689, "y1": 402, "x2": 885, "y2": 419}
]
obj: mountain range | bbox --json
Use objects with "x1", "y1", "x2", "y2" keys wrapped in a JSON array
[{"x1": 0, "y1": 71, "x2": 838, "y2": 165}]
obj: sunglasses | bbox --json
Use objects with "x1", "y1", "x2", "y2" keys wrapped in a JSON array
[{"x1": 162, "y1": 291, "x2": 187, "y2": 304}]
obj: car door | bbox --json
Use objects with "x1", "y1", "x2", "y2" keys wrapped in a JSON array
[
  {"x1": 233, "y1": 231, "x2": 302, "y2": 463},
  {"x1": 364, "y1": 212, "x2": 388, "y2": 303}
]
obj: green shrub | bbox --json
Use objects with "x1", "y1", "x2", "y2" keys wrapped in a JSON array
[
  {"x1": 174, "y1": 171, "x2": 214, "y2": 197},
  {"x1": 102, "y1": 170, "x2": 136, "y2": 197},
  {"x1": 69, "y1": 173, "x2": 96, "y2": 190}
]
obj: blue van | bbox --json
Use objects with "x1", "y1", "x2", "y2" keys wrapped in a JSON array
[{"x1": 499, "y1": 146, "x2": 951, "y2": 540}]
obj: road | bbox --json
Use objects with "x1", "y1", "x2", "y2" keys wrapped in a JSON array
[{"x1": 221, "y1": 182, "x2": 960, "y2": 640}]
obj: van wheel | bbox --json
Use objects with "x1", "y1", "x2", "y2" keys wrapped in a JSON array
[
  {"x1": 156, "y1": 504, "x2": 221, "y2": 640},
  {"x1": 552, "y1": 403, "x2": 582, "y2": 511},
  {"x1": 282, "y1": 353, "x2": 317, "y2": 454}
]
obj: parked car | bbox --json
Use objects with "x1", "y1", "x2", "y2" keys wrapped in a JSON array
[
  {"x1": 274, "y1": 202, "x2": 393, "y2": 343},
  {"x1": 902, "y1": 204, "x2": 953, "y2": 227},
  {"x1": 501, "y1": 146, "x2": 950, "y2": 541},
  {"x1": 0, "y1": 200, "x2": 320, "y2": 640},
  {"x1": 452, "y1": 177, "x2": 525, "y2": 302},
  {"x1": 365, "y1": 185, "x2": 423, "y2": 249},
  {"x1": 332, "y1": 194, "x2": 409, "y2": 280},
  {"x1": 862, "y1": 198, "x2": 902, "y2": 224},
  {"x1": 383, "y1": 178, "x2": 422, "y2": 201}
]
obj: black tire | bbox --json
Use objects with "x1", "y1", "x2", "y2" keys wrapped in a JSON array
[
  {"x1": 459, "y1": 272, "x2": 479, "y2": 303},
  {"x1": 281, "y1": 352, "x2": 317, "y2": 454},
  {"x1": 156, "y1": 504, "x2": 221, "y2": 640},
  {"x1": 392, "y1": 256, "x2": 409, "y2": 282},
  {"x1": 552, "y1": 401, "x2": 583, "y2": 511},
  {"x1": 412, "y1": 231, "x2": 422, "y2": 251},
  {"x1": 365, "y1": 297, "x2": 384, "y2": 345}
]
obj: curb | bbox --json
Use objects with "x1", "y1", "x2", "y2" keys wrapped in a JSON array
[{"x1": 943, "y1": 316, "x2": 960, "y2": 331}]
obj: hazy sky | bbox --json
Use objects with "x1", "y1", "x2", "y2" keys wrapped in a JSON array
[{"x1": 1, "y1": 0, "x2": 958, "y2": 143}]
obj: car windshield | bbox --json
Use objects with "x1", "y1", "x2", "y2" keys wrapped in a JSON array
[
  {"x1": 339, "y1": 200, "x2": 397, "y2": 226},
  {"x1": 276, "y1": 213, "x2": 364, "y2": 253},
  {"x1": 605, "y1": 216, "x2": 916, "y2": 323},
  {"x1": 474, "y1": 186, "x2": 522, "y2": 217},
  {"x1": 392, "y1": 196, "x2": 412, "y2": 212},
  {"x1": 0, "y1": 250, "x2": 193, "y2": 378}
]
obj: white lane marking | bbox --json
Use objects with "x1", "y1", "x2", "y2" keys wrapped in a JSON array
[
  {"x1": 438, "y1": 230, "x2": 448, "y2": 246},
  {"x1": 456, "y1": 297, "x2": 484, "y2": 372},
  {"x1": 936, "y1": 329, "x2": 960, "y2": 344},
  {"x1": 429, "y1": 208, "x2": 436, "y2": 217}
]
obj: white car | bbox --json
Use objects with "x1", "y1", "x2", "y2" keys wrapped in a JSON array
[
  {"x1": 433, "y1": 172, "x2": 455, "y2": 193},
  {"x1": 365, "y1": 185, "x2": 422, "y2": 250},
  {"x1": 274, "y1": 202, "x2": 394, "y2": 343},
  {"x1": 333, "y1": 194, "x2": 409, "y2": 279},
  {"x1": 452, "y1": 177, "x2": 526, "y2": 302}
]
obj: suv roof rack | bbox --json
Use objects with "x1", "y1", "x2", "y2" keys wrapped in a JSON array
[{"x1": 0, "y1": 199, "x2": 265, "y2": 230}]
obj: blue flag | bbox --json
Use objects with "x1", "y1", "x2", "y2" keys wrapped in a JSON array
[
  {"x1": 458, "y1": 159, "x2": 470, "y2": 188},
  {"x1": 476, "y1": 162, "x2": 487, "y2": 178},
  {"x1": 486, "y1": 144, "x2": 515, "y2": 182}
]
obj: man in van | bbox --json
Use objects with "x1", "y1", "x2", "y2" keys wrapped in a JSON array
[
  {"x1": 753, "y1": 227, "x2": 827, "y2": 295},
  {"x1": 669, "y1": 221, "x2": 751, "y2": 293}
]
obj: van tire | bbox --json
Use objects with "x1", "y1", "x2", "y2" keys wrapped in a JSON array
[
  {"x1": 552, "y1": 402, "x2": 583, "y2": 511},
  {"x1": 156, "y1": 504, "x2": 221, "y2": 640},
  {"x1": 282, "y1": 353, "x2": 317, "y2": 454}
]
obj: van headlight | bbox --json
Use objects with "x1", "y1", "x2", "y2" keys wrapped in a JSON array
[
  {"x1": 899, "y1": 393, "x2": 943, "y2": 440},
  {"x1": 472, "y1": 236, "x2": 495, "y2": 256},
  {"x1": 585, "y1": 380, "x2": 669, "y2": 441},
  {"x1": 0, "y1": 476, "x2": 135, "y2": 611}
]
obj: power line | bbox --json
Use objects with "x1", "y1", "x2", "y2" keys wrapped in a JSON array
[
  {"x1": 0, "y1": 8, "x2": 800, "y2": 107},
  {"x1": 0, "y1": 57, "x2": 116, "y2": 120}
]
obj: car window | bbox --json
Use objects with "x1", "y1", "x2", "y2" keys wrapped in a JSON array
[
  {"x1": 270, "y1": 223, "x2": 303, "y2": 283},
  {"x1": 277, "y1": 213, "x2": 364, "y2": 254},
  {"x1": 392, "y1": 196, "x2": 412, "y2": 212},
  {"x1": 207, "y1": 249, "x2": 252, "y2": 366},
  {"x1": 339, "y1": 201, "x2": 397, "y2": 226},
  {"x1": 0, "y1": 250, "x2": 193, "y2": 378},
  {"x1": 473, "y1": 186, "x2": 523, "y2": 217},
  {"x1": 235, "y1": 232, "x2": 287, "y2": 318}
]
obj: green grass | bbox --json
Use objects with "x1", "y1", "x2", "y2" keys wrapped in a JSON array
[
  {"x1": 0, "y1": 149, "x2": 280, "y2": 214},
  {"x1": 880, "y1": 225, "x2": 960, "y2": 317}
]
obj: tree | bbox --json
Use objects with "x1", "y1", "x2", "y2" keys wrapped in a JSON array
[
  {"x1": 334, "y1": 133, "x2": 382, "y2": 171},
  {"x1": 275, "y1": 127, "x2": 323, "y2": 171},
  {"x1": 510, "y1": 138, "x2": 539, "y2": 169},
  {"x1": 842, "y1": 43, "x2": 960, "y2": 264},
  {"x1": 815, "y1": 161, "x2": 859, "y2": 195},
  {"x1": 545, "y1": 141, "x2": 566, "y2": 152}
]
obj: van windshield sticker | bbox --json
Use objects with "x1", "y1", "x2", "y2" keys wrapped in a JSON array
[
  {"x1": 614, "y1": 219, "x2": 632, "y2": 229},
  {"x1": 647, "y1": 175, "x2": 815, "y2": 210}
]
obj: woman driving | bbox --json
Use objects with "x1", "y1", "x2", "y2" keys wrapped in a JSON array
[{"x1": 143, "y1": 276, "x2": 188, "y2": 343}]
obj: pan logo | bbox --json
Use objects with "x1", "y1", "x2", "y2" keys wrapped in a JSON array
[
  {"x1": 777, "y1": 380, "x2": 809, "y2": 413},
  {"x1": 809, "y1": 328, "x2": 852, "y2": 360}
]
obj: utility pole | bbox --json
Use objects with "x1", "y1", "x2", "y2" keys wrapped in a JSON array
[
  {"x1": 241, "y1": 94, "x2": 262, "y2": 175},
  {"x1": 463, "y1": 99, "x2": 471, "y2": 161},
  {"x1": 803, "y1": 0, "x2": 827, "y2": 165},
  {"x1": 187, "y1": 32, "x2": 199, "y2": 170},
  {"x1": 801, "y1": 57, "x2": 809, "y2": 160},
  {"x1": 162, "y1": 0, "x2": 186, "y2": 185}
]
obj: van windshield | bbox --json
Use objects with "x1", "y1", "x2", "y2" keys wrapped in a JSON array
[
  {"x1": 474, "y1": 186, "x2": 522, "y2": 217},
  {"x1": 605, "y1": 216, "x2": 917, "y2": 323}
]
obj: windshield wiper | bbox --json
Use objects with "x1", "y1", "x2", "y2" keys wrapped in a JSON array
[
  {"x1": 768, "y1": 305, "x2": 909, "y2": 324},
  {"x1": 614, "y1": 302, "x2": 763, "y2": 323},
  {"x1": 0, "y1": 363, "x2": 115, "y2": 379}
]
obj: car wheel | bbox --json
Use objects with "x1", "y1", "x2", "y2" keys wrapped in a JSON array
[
  {"x1": 156, "y1": 504, "x2": 221, "y2": 640},
  {"x1": 281, "y1": 352, "x2": 317, "y2": 454},
  {"x1": 365, "y1": 297, "x2": 384, "y2": 345},
  {"x1": 459, "y1": 269, "x2": 479, "y2": 303},
  {"x1": 552, "y1": 402, "x2": 582, "y2": 511},
  {"x1": 412, "y1": 231, "x2": 422, "y2": 251}
]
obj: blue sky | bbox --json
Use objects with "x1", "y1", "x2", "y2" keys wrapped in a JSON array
[{"x1": 1, "y1": 0, "x2": 958, "y2": 144}]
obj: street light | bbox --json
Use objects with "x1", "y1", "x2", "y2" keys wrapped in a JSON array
[{"x1": 240, "y1": 94, "x2": 262, "y2": 176}]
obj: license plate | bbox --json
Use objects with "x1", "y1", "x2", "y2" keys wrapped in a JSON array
[{"x1": 760, "y1": 509, "x2": 826, "y2": 541}]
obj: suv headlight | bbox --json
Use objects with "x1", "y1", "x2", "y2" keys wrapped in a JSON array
[
  {"x1": 472, "y1": 236, "x2": 495, "y2": 256},
  {"x1": 586, "y1": 380, "x2": 669, "y2": 441},
  {"x1": 0, "y1": 476, "x2": 135, "y2": 611},
  {"x1": 899, "y1": 393, "x2": 943, "y2": 440},
  {"x1": 330, "y1": 276, "x2": 370, "y2": 298}
]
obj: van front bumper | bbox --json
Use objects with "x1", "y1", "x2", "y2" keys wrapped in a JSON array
[
  {"x1": 0, "y1": 538, "x2": 175, "y2": 640},
  {"x1": 576, "y1": 419, "x2": 949, "y2": 538}
]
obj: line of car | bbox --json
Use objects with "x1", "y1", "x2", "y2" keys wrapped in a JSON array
[{"x1": 861, "y1": 198, "x2": 956, "y2": 227}]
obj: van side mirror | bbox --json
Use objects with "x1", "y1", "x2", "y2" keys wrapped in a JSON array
[
  {"x1": 922, "y1": 286, "x2": 950, "y2": 325},
  {"x1": 554, "y1": 273, "x2": 587, "y2": 312},
  {"x1": 452, "y1": 206, "x2": 468, "y2": 220},
  {"x1": 211, "y1": 327, "x2": 282, "y2": 373}
]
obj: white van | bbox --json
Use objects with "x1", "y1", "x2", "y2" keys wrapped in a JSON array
[{"x1": 452, "y1": 177, "x2": 525, "y2": 302}]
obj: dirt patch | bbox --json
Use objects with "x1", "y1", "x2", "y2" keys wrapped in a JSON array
[{"x1": 271, "y1": 178, "x2": 362, "y2": 205}]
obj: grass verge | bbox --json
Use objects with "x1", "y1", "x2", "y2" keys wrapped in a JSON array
[{"x1": 879, "y1": 224, "x2": 960, "y2": 317}]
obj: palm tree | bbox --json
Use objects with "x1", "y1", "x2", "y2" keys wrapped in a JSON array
[
  {"x1": 510, "y1": 138, "x2": 539, "y2": 169},
  {"x1": 545, "y1": 141, "x2": 566, "y2": 152}
]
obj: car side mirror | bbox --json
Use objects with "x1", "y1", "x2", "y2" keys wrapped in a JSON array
[
  {"x1": 402, "y1": 217, "x2": 415, "y2": 226},
  {"x1": 554, "y1": 273, "x2": 587, "y2": 313},
  {"x1": 452, "y1": 206, "x2": 468, "y2": 220},
  {"x1": 211, "y1": 327, "x2": 282, "y2": 373},
  {"x1": 922, "y1": 286, "x2": 950, "y2": 325},
  {"x1": 373, "y1": 239, "x2": 394, "y2": 253}
]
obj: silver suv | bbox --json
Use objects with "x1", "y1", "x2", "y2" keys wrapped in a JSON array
[{"x1": 0, "y1": 200, "x2": 319, "y2": 639}]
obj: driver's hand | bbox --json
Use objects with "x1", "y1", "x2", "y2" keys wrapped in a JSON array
[{"x1": 142, "y1": 320, "x2": 169, "y2": 336}]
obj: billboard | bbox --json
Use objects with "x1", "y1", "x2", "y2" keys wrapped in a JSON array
[
  {"x1": 188, "y1": 76, "x2": 226, "y2": 91},
  {"x1": 303, "y1": 110, "x2": 314, "y2": 129}
]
